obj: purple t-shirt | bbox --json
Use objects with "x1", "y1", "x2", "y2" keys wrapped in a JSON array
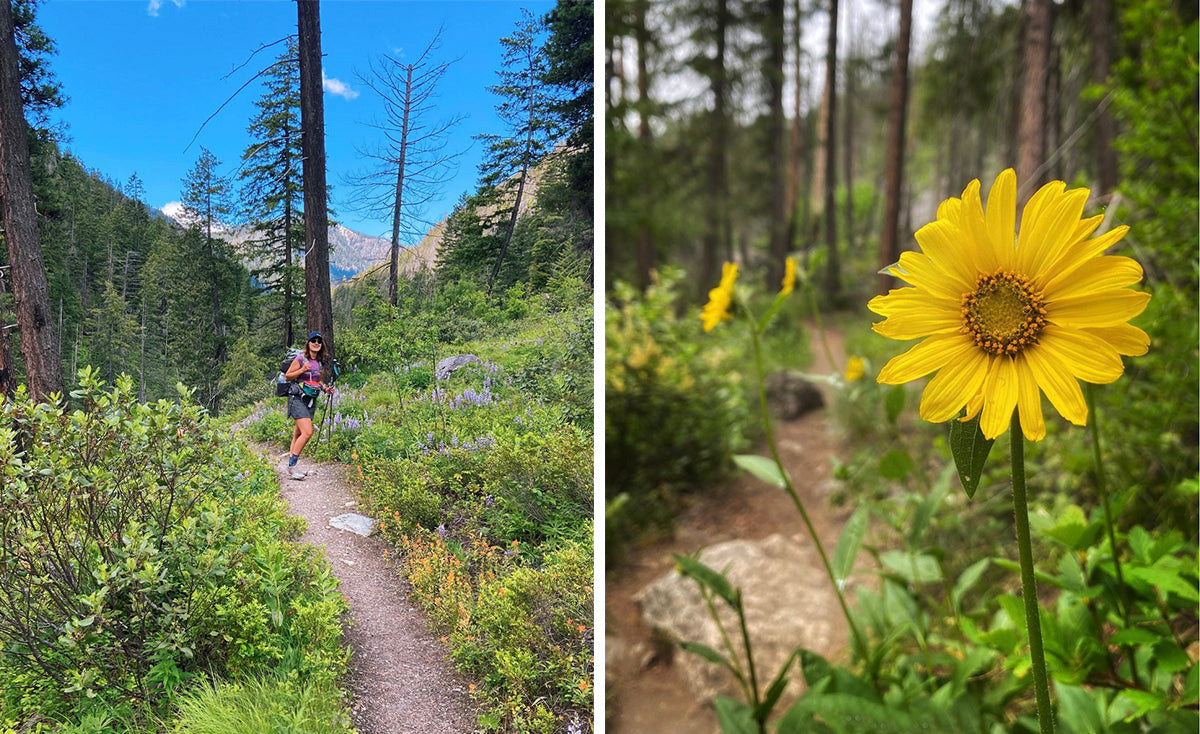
[{"x1": 295, "y1": 357, "x2": 321, "y2": 384}]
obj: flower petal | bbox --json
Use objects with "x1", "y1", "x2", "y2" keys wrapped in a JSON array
[
  {"x1": 914, "y1": 220, "x2": 977, "y2": 290},
  {"x1": 868, "y1": 286, "x2": 959, "y2": 318},
  {"x1": 962, "y1": 178, "x2": 998, "y2": 273},
  {"x1": 1047, "y1": 289, "x2": 1151, "y2": 328},
  {"x1": 873, "y1": 310, "x2": 962, "y2": 340},
  {"x1": 1039, "y1": 325, "x2": 1125, "y2": 384},
  {"x1": 877, "y1": 333, "x2": 974, "y2": 385},
  {"x1": 980, "y1": 356, "x2": 1018, "y2": 439},
  {"x1": 1026, "y1": 187, "x2": 1091, "y2": 276},
  {"x1": 1083, "y1": 323, "x2": 1150, "y2": 356},
  {"x1": 1043, "y1": 255, "x2": 1143, "y2": 301},
  {"x1": 937, "y1": 196, "x2": 963, "y2": 224},
  {"x1": 888, "y1": 251, "x2": 972, "y2": 301},
  {"x1": 1016, "y1": 181, "x2": 1066, "y2": 271},
  {"x1": 1024, "y1": 344, "x2": 1087, "y2": 426},
  {"x1": 1015, "y1": 357, "x2": 1045, "y2": 441},
  {"x1": 919, "y1": 350, "x2": 991, "y2": 423},
  {"x1": 1044, "y1": 225, "x2": 1130, "y2": 283},
  {"x1": 985, "y1": 169, "x2": 1017, "y2": 269}
]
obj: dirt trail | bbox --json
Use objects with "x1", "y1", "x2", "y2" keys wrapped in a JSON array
[
  {"x1": 247, "y1": 441, "x2": 476, "y2": 734},
  {"x1": 605, "y1": 324, "x2": 852, "y2": 734}
]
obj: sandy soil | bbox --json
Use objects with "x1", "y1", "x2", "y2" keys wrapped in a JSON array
[
  {"x1": 251, "y1": 442, "x2": 477, "y2": 734},
  {"x1": 604, "y1": 325, "x2": 853, "y2": 734}
]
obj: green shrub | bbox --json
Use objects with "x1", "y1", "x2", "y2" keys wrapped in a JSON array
[
  {"x1": 605, "y1": 271, "x2": 750, "y2": 554},
  {"x1": 173, "y1": 675, "x2": 353, "y2": 734}
]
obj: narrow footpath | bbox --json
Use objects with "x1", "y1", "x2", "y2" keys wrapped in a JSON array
[{"x1": 249, "y1": 442, "x2": 477, "y2": 734}]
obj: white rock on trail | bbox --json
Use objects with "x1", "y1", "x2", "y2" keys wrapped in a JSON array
[{"x1": 329, "y1": 513, "x2": 379, "y2": 537}]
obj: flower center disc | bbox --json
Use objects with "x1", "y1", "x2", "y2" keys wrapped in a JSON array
[{"x1": 961, "y1": 270, "x2": 1047, "y2": 356}]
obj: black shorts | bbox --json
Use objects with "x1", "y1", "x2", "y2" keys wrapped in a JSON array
[{"x1": 288, "y1": 393, "x2": 317, "y2": 421}]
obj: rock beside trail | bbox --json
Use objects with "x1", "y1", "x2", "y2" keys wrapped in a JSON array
[
  {"x1": 329, "y1": 513, "x2": 378, "y2": 537},
  {"x1": 435, "y1": 354, "x2": 480, "y2": 381},
  {"x1": 764, "y1": 371, "x2": 825, "y2": 420},
  {"x1": 636, "y1": 534, "x2": 839, "y2": 703}
]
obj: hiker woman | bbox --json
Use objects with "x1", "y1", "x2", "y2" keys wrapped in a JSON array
[{"x1": 284, "y1": 330, "x2": 334, "y2": 480}]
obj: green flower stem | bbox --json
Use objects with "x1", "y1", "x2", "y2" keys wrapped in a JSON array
[
  {"x1": 1085, "y1": 384, "x2": 1139, "y2": 686},
  {"x1": 747, "y1": 311, "x2": 870, "y2": 666},
  {"x1": 1010, "y1": 412, "x2": 1055, "y2": 734},
  {"x1": 735, "y1": 597, "x2": 765, "y2": 732},
  {"x1": 701, "y1": 587, "x2": 753, "y2": 704},
  {"x1": 806, "y1": 284, "x2": 839, "y2": 373}
]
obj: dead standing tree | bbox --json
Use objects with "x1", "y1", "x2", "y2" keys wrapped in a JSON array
[
  {"x1": 297, "y1": 0, "x2": 334, "y2": 359},
  {"x1": 0, "y1": 0, "x2": 60, "y2": 400},
  {"x1": 347, "y1": 30, "x2": 464, "y2": 308}
]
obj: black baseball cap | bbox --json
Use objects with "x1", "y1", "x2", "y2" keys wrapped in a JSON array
[{"x1": 307, "y1": 331, "x2": 323, "y2": 342}]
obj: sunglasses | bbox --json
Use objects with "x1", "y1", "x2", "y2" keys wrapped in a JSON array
[{"x1": 309, "y1": 338, "x2": 323, "y2": 344}]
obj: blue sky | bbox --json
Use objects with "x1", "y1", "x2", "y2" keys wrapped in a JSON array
[{"x1": 37, "y1": 0, "x2": 555, "y2": 239}]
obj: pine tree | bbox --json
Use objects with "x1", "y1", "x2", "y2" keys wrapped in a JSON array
[
  {"x1": 239, "y1": 40, "x2": 304, "y2": 348},
  {"x1": 477, "y1": 8, "x2": 555, "y2": 296}
]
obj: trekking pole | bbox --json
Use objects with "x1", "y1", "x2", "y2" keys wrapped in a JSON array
[{"x1": 317, "y1": 390, "x2": 334, "y2": 445}]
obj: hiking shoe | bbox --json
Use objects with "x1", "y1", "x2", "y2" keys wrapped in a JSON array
[{"x1": 290, "y1": 470, "x2": 306, "y2": 481}]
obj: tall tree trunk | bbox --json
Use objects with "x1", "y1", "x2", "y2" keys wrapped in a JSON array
[
  {"x1": 841, "y1": 47, "x2": 855, "y2": 260},
  {"x1": 821, "y1": 0, "x2": 840, "y2": 303},
  {"x1": 879, "y1": 0, "x2": 913, "y2": 295},
  {"x1": 634, "y1": 0, "x2": 654, "y2": 291},
  {"x1": 1089, "y1": 0, "x2": 1117, "y2": 197},
  {"x1": 388, "y1": 65, "x2": 413, "y2": 309},
  {"x1": 766, "y1": 0, "x2": 787, "y2": 288},
  {"x1": 1017, "y1": 0, "x2": 1052, "y2": 203},
  {"x1": 298, "y1": 0, "x2": 334, "y2": 360},
  {"x1": 785, "y1": 0, "x2": 806, "y2": 254},
  {"x1": 701, "y1": 0, "x2": 729, "y2": 295},
  {"x1": 283, "y1": 195, "x2": 294, "y2": 348},
  {"x1": 0, "y1": 0, "x2": 61, "y2": 401}
]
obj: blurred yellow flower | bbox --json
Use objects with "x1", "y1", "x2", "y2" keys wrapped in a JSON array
[
  {"x1": 701, "y1": 262, "x2": 738, "y2": 332},
  {"x1": 781, "y1": 256, "x2": 797, "y2": 295},
  {"x1": 869, "y1": 168, "x2": 1149, "y2": 442},
  {"x1": 844, "y1": 356, "x2": 865, "y2": 382}
]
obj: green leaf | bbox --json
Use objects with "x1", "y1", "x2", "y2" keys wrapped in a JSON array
[
  {"x1": 879, "y1": 450, "x2": 912, "y2": 481},
  {"x1": 673, "y1": 554, "x2": 740, "y2": 608},
  {"x1": 681, "y1": 642, "x2": 738, "y2": 678},
  {"x1": 1127, "y1": 525, "x2": 1152, "y2": 562},
  {"x1": 948, "y1": 414, "x2": 995, "y2": 499},
  {"x1": 951, "y1": 558, "x2": 991, "y2": 611},
  {"x1": 1152, "y1": 639, "x2": 1191, "y2": 673},
  {"x1": 879, "y1": 550, "x2": 943, "y2": 584},
  {"x1": 755, "y1": 672, "x2": 791, "y2": 721},
  {"x1": 832, "y1": 507, "x2": 869, "y2": 582},
  {"x1": 713, "y1": 697, "x2": 759, "y2": 734},
  {"x1": 1183, "y1": 662, "x2": 1199, "y2": 705},
  {"x1": 1126, "y1": 564, "x2": 1200, "y2": 602},
  {"x1": 1114, "y1": 689, "x2": 1167, "y2": 722},
  {"x1": 1054, "y1": 682, "x2": 1105, "y2": 734},
  {"x1": 910, "y1": 464, "x2": 954, "y2": 546},
  {"x1": 734, "y1": 454, "x2": 786, "y2": 489},
  {"x1": 885, "y1": 385, "x2": 906, "y2": 424},
  {"x1": 1108, "y1": 627, "x2": 1160, "y2": 647},
  {"x1": 798, "y1": 648, "x2": 833, "y2": 688},
  {"x1": 1041, "y1": 505, "x2": 1102, "y2": 550}
]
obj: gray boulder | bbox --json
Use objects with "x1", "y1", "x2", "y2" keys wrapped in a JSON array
[
  {"x1": 435, "y1": 354, "x2": 480, "y2": 381},
  {"x1": 329, "y1": 512, "x2": 378, "y2": 537},
  {"x1": 764, "y1": 371, "x2": 824, "y2": 420},
  {"x1": 636, "y1": 534, "x2": 842, "y2": 703}
]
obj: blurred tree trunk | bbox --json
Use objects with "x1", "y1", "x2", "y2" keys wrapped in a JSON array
[
  {"x1": 0, "y1": 0, "x2": 60, "y2": 400},
  {"x1": 766, "y1": 0, "x2": 787, "y2": 288},
  {"x1": 785, "y1": 0, "x2": 807, "y2": 255},
  {"x1": 1089, "y1": 0, "x2": 1117, "y2": 198},
  {"x1": 822, "y1": 0, "x2": 840, "y2": 302},
  {"x1": 634, "y1": 0, "x2": 654, "y2": 291},
  {"x1": 841, "y1": 36, "x2": 855, "y2": 261},
  {"x1": 1017, "y1": 0, "x2": 1051, "y2": 203},
  {"x1": 701, "y1": 0, "x2": 729, "y2": 292},
  {"x1": 298, "y1": 0, "x2": 334, "y2": 358},
  {"x1": 879, "y1": 0, "x2": 912, "y2": 295}
]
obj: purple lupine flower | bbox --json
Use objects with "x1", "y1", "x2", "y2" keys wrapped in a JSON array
[
  {"x1": 485, "y1": 494, "x2": 494, "y2": 507},
  {"x1": 436, "y1": 525, "x2": 446, "y2": 540},
  {"x1": 451, "y1": 435, "x2": 458, "y2": 449}
]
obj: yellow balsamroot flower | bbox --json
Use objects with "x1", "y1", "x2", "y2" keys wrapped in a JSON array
[
  {"x1": 844, "y1": 356, "x2": 865, "y2": 382},
  {"x1": 869, "y1": 169, "x2": 1149, "y2": 442},
  {"x1": 701, "y1": 262, "x2": 739, "y2": 331},
  {"x1": 781, "y1": 256, "x2": 797, "y2": 296}
]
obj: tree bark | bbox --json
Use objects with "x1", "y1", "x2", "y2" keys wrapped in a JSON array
[
  {"x1": 879, "y1": 0, "x2": 912, "y2": 295},
  {"x1": 766, "y1": 0, "x2": 787, "y2": 289},
  {"x1": 1089, "y1": 0, "x2": 1117, "y2": 197},
  {"x1": 821, "y1": 0, "x2": 840, "y2": 303},
  {"x1": 634, "y1": 0, "x2": 654, "y2": 291},
  {"x1": 701, "y1": 0, "x2": 729, "y2": 295},
  {"x1": 1017, "y1": 0, "x2": 1052, "y2": 204},
  {"x1": 0, "y1": 0, "x2": 60, "y2": 400},
  {"x1": 388, "y1": 65, "x2": 412, "y2": 308},
  {"x1": 785, "y1": 0, "x2": 806, "y2": 255},
  {"x1": 297, "y1": 0, "x2": 334, "y2": 360}
]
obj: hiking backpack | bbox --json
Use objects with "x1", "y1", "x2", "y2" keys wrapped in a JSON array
[{"x1": 275, "y1": 348, "x2": 303, "y2": 397}]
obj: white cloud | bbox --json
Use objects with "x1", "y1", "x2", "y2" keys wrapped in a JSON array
[
  {"x1": 147, "y1": 0, "x2": 184, "y2": 17},
  {"x1": 322, "y1": 71, "x2": 359, "y2": 101}
]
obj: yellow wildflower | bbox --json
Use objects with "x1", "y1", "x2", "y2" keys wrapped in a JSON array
[
  {"x1": 781, "y1": 256, "x2": 797, "y2": 295},
  {"x1": 844, "y1": 356, "x2": 865, "y2": 382},
  {"x1": 701, "y1": 262, "x2": 738, "y2": 332},
  {"x1": 869, "y1": 169, "x2": 1149, "y2": 441}
]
